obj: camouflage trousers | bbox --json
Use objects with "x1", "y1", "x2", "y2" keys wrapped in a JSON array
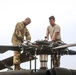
[
  {"x1": 13, "y1": 51, "x2": 21, "y2": 65},
  {"x1": 51, "y1": 54, "x2": 60, "y2": 67},
  {"x1": 12, "y1": 40, "x2": 22, "y2": 65}
]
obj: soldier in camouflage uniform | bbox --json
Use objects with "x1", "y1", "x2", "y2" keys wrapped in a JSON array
[
  {"x1": 11, "y1": 17, "x2": 31, "y2": 70},
  {"x1": 46, "y1": 16, "x2": 61, "y2": 67}
]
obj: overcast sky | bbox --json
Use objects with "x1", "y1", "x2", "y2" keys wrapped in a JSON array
[{"x1": 0, "y1": 0, "x2": 76, "y2": 71}]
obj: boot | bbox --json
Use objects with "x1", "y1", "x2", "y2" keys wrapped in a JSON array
[{"x1": 14, "y1": 64, "x2": 21, "y2": 70}]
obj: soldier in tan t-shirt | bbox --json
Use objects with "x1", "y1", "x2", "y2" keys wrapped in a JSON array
[
  {"x1": 11, "y1": 17, "x2": 31, "y2": 70},
  {"x1": 46, "y1": 16, "x2": 61, "y2": 67}
]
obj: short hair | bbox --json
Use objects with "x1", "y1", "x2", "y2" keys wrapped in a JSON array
[
  {"x1": 25, "y1": 17, "x2": 31, "y2": 21},
  {"x1": 49, "y1": 16, "x2": 55, "y2": 21}
]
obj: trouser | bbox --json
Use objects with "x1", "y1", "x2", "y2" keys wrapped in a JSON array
[
  {"x1": 51, "y1": 40, "x2": 64, "y2": 67},
  {"x1": 12, "y1": 46, "x2": 21, "y2": 67},
  {"x1": 12, "y1": 37, "x2": 24, "y2": 70},
  {"x1": 13, "y1": 51, "x2": 21, "y2": 65},
  {"x1": 51, "y1": 54, "x2": 60, "y2": 67},
  {"x1": 13, "y1": 47, "x2": 22, "y2": 70},
  {"x1": 12, "y1": 40, "x2": 23, "y2": 65}
]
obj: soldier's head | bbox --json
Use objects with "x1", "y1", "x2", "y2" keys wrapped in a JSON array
[
  {"x1": 49, "y1": 16, "x2": 55, "y2": 26},
  {"x1": 23, "y1": 17, "x2": 31, "y2": 26}
]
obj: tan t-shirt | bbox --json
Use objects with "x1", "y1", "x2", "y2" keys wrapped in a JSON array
[{"x1": 47, "y1": 24, "x2": 61, "y2": 40}]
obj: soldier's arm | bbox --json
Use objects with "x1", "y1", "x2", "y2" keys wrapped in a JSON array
[
  {"x1": 46, "y1": 32, "x2": 49, "y2": 40},
  {"x1": 15, "y1": 23, "x2": 23, "y2": 39},
  {"x1": 46, "y1": 26, "x2": 49, "y2": 40},
  {"x1": 25, "y1": 27, "x2": 31, "y2": 41},
  {"x1": 52, "y1": 25, "x2": 60, "y2": 41}
]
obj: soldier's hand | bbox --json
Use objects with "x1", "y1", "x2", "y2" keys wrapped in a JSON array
[{"x1": 49, "y1": 41, "x2": 55, "y2": 48}]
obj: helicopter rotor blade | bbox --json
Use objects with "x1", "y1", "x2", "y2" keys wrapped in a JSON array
[
  {"x1": 53, "y1": 43, "x2": 76, "y2": 50},
  {"x1": 0, "y1": 45, "x2": 21, "y2": 53},
  {"x1": 0, "y1": 53, "x2": 36, "y2": 70}
]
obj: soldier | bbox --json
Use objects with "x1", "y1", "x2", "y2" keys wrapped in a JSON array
[
  {"x1": 11, "y1": 17, "x2": 31, "y2": 70},
  {"x1": 46, "y1": 16, "x2": 61, "y2": 67}
]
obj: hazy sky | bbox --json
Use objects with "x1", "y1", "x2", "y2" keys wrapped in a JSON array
[{"x1": 0, "y1": 0, "x2": 76, "y2": 71}]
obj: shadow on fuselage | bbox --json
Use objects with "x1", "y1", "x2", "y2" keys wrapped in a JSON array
[
  {"x1": 0, "y1": 69, "x2": 47, "y2": 75},
  {"x1": 0, "y1": 67, "x2": 76, "y2": 75}
]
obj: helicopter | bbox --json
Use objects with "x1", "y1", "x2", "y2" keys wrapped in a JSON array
[{"x1": 0, "y1": 40, "x2": 76, "y2": 75}]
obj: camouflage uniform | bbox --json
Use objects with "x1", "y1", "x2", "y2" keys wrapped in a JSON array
[
  {"x1": 47, "y1": 24, "x2": 61, "y2": 67},
  {"x1": 12, "y1": 22, "x2": 31, "y2": 65},
  {"x1": 51, "y1": 54, "x2": 60, "y2": 67}
]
